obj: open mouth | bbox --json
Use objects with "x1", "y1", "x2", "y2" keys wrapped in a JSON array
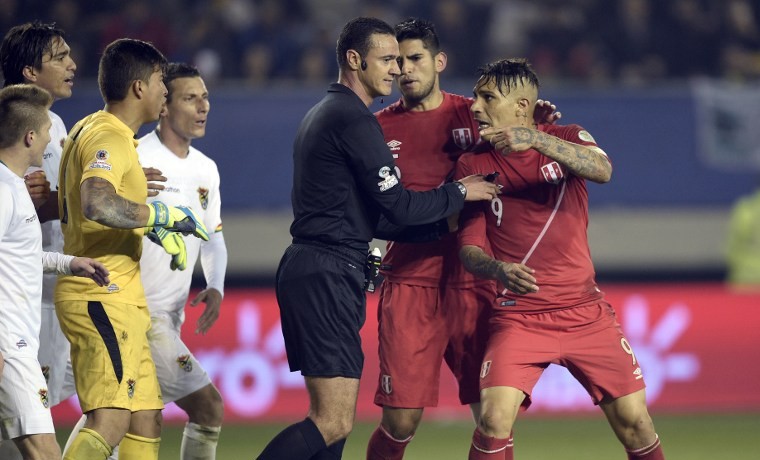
[{"x1": 477, "y1": 121, "x2": 491, "y2": 129}]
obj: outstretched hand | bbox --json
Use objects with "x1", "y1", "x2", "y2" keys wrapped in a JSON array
[
  {"x1": 457, "y1": 175, "x2": 500, "y2": 201},
  {"x1": 190, "y1": 288, "x2": 223, "y2": 334},
  {"x1": 70, "y1": 257, "x2": 110, "y2": 287},
  {"x1": 143, "y1": 167, "x2": 167, "y2": 197}
]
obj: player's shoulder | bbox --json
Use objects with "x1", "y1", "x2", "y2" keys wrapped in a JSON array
[
  {"x1": 374, "y1": 98, "x2": 404, "y2": 118},
  {"x1": 188, "y1": 145, "x2": 218, "y2": 169},
  {"x1": 442, "y1": 91, "x2": 474, "y2": 107},
  {"x1": 541, "y1": 123, "x2": 594, "y2": 143}
]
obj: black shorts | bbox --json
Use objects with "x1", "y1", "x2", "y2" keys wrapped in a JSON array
[{"x1": 276, "y1": 242, "x2": 366, "y2": 378}]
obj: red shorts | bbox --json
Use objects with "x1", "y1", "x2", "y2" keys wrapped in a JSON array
[
  {"x1": 480, "y1": 302, "x2": 646, "y2": 407},
  {"x1": 373, "y1": 280, "x2": 494, "y2": 407}
]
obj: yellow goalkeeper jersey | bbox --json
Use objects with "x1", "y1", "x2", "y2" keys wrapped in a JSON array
[{"x1": 56, "y1": 111, "x2": 148, "y2": 305}]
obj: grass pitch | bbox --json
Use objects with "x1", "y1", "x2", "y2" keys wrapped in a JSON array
[{"x1": 56, "y1": 412, "x2": 759, "y2": 459}]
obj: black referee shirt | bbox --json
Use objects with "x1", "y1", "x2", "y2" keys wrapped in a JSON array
[{"x1": 289, "y1": 83, "x2": 464, "y2": 254}]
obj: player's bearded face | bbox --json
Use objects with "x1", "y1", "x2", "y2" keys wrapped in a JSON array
[{"x1": 396, "y1": 39, "x2": 437, "y2": 102}]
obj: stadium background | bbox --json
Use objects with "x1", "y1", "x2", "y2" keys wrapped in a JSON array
[{"x1": 6, "y1": 0, "x2": 760, "y2": 458}]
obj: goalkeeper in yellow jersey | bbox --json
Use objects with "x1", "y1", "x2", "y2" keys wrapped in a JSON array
[{"x1": 55, "y1": 39, "x2": 207, "y2": 460}]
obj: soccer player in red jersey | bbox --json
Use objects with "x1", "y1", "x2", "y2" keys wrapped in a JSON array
[
  {"x1": 456, "y1": 58, "x2": 665, "y2": 460},
  {"x1": 366, "y1": 20, "x2": 558, "y2": 460}
]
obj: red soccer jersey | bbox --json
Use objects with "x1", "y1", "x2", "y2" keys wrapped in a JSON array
[
  {"x1": 456, "y1": 124, "x2": 607, "y2": 312},
  {"x1": 375, "y1": 92, "x2": 486, "y2": 287}
]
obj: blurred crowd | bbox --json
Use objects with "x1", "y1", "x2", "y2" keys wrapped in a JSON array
[{"x1": 3, "y1": 0, "x2": 760, "y2": 87}]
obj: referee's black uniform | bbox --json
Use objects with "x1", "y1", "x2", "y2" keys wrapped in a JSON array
[{"x1": 278, "y1": 83, "x2": 466, "y2": 378}]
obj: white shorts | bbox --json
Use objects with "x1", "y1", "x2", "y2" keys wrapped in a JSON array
[
  {"x1": 0, "y1": 355, "x2": 55, "y2": 440},
  {"x1": 148, "y1": 312, "x2": 212, "y2": 403},
  {"x1": 38, "y1": 304, "x2": 75, "y2": 407}
]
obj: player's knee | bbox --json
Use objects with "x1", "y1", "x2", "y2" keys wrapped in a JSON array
[
  {"x1": 383, "y1": 416, "x2": 419, "y2": 440},
  {"x1": 185, "y1": 385, "x2": 224, "y2": 426},
  {"x1": 478, "y1": 407, "x2": 514, "y2": 438}
]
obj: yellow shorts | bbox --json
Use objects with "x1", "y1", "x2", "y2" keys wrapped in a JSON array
[{"x1": 55, "y1": 299, "x2": 164, "y2": 413}]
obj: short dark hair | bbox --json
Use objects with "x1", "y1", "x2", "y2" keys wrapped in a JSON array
[
  {"x1": 164, "y1": 62, "x2": 201, "y2": 102},
  {"x1": 0, "y1": 84, "x2": 52, "y2": 148},
  {"x1": 98, "y1": 38, "x2": 167, "y2": 103},
  {"x1": 476, "y1": 58, "x2": 540, "y2": 96},
  {"x1": 0, "y1": 22, "x2": 66, "y2": 87},
  {"x1": 394, "y1": 18, "x2": 440, "y2": 55},
  {"x1": 336, "y1": 17, "x2": 395, "y2": 69}
]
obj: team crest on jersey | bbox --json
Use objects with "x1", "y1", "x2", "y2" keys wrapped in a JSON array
[
  {"x1": 541, "y1": 162, "x2": 564, "y2": 184},
  {"x1": 38, "y1": 389, "x2": 49, "y2": 408},
  {"x1": 381, "y1": 375, "x2": 392, "y2": 394},
  {"x1": 452, "y1": 128, "x2": 473, "y2": 150},
  {"x1": 177, "y1": 354, "x2": 194, "y2": 373},
  {"x1": 127, "y1": 378, "x2": 136, "y2": 398},
  {"x1": 197, "y1": 187, "x2": 209, "y2": 210},
  {"x1": 41, "y1": 365, "x2": 50, "y2": 382},
  {"x1": 480, "y1": 360, "x2": 492, "y2": 379}
]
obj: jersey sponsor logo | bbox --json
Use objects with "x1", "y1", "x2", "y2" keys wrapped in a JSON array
[
  {"x1": 177, "y1": 354, "x2": 194, "y2": 373},
  {"x1": 541, "y1": 162, "x2": 564, "y2": 184},
  {"x1": 480, "y1": 360, "x2": 492, "y2": 379},
  {"x1": 198, "y1": 187, "x2": 209, "y2": 210},
  {"x1": 16, "y1": 338, "x2": 28, "y2": 349},
  {"x1": 578, "y1": 130, "x2": 596, "y2": 143},
  {"x1": 452, "y1": 128, "x2": 474, "y2": 150},
  {"x1": 25, "y1": 214, "x2": 38, "y2": 224},
  {"x1": 107, "y1": 283, "x2": 119, "y2": 293},
  {"x1": 43, "y1": 151, "x2": 54, "y2": 159},
  {"x1": 127, "y1": 378, "x2": 136, "y2": 398},
  {"x1": 381, "y1": 374, "x2": 392, "y2": 394},
  {"x1": 38, "y1": 389, "x2": 49, "y2": 408},
  {"x1": 386, "y1": 139, "x2": 402, "y2": 151},
  {"x1": 500, "y1": 299, "x2": 516, "y2": 307}
]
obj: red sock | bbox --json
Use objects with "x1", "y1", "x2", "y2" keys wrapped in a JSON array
[
  {"x1": 366, "y1": 425, "x2": 413, "y2": 460},
  {"x1": 469, "y1": 429, "x2": 513, "y2": 460},
  {"x1": 627, "y1": 435, "x2": 665, "y2": 460}
]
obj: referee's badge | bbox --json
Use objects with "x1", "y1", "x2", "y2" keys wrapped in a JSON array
[
  {"x1": 197, "y1": 187, "x2": 209, "y2": 210},
  {"x1": 480, "y1": 360, "x2": 492, "y2": 379},
  {"x1": 381, "y1": 374, "x2": 393, "y2": 394}
]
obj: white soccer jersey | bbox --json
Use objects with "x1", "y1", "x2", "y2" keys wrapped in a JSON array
[
  {"x1": 0, "y1": 164, "x2": 43, "y2": 359},
  {"x1": 137, "y1": 130, "x2": 224, "y2": 316}
]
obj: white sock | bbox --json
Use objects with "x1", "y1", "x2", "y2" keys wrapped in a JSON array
[
  {"x1": 0, "y1": 440, "x2": 23, "y2": 460},
  {"x1": 180, "y1": 422, "x2": 221, "y2": 460},
  {"x1": 63, "y1": 414, "x2": 88, "y2": 455}
]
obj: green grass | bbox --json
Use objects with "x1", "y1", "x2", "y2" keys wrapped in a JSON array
[{"x1": 56, "y1": 413, "x2": 760, "y2": 459}]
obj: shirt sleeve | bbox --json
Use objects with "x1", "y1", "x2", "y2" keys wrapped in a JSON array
[
  {"x1": 0, "y1": 183, "x2": 13, "y2": 241},
  {"x1": 200, "y1": 231, "x2": 227, "y2": 296},
  {"x1": 79, "y1": 129, "x2": 134, "y2": 190},
  {"x1": 342, "y1": 114, "x2": 463, "y2": 226},
  {"x1": 41, "y1": 251, "x2": 74, "y2": 274},
  {"x1": 454, "y1": 156, "x2": 489, "y2": 251}
]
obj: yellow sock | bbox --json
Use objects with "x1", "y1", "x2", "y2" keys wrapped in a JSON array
[
  {"x1": 119, "y1": 432, "x2": 161, "y2": 460},
  {"x1": 63, "y1": 428, "x2": 112, "y2": 460}
]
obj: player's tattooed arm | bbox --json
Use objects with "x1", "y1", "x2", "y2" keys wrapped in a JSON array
[
  {"x1": 460, "y1": 245, "x2": 538, "y2": 295},
  {"x1": 531, "y1": 131, "x2": 612, "y2": 184},
  {"x1": 81, "y1": 177, "x2": 150, "y2": 229}
]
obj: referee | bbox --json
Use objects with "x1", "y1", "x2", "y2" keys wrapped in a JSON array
[{"x1": 257, "y1": 17, "x2": 499, "y2": 460}]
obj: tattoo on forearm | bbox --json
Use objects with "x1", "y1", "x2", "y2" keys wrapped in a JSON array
[
  {"x1": 535, "y1": 132, "x2": 611, "y2": 182},
  {"x1": 83, "y1": 178, "x2": 145, "y2": 228},
  {"x1": 461, "y1": 246, "x2": 502, "y2": 281}
]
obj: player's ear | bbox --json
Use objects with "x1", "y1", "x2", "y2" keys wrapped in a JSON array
[
  {"x1": 435, "y1": 51, "x2": 447, "y2": 73},
  {"x1": 347, "y1": 49, "x2": 362, "y2": 72},
  {"x1": 22, "y1": 65, "x2": 38, "y2": 82},
  {"x1": 131, "y1": 79, "x2": 144, "y2": 99}
]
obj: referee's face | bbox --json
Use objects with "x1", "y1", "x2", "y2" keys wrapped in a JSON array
[{"x1": 360, "y1": 33, "x2": 400, "y2": 99}]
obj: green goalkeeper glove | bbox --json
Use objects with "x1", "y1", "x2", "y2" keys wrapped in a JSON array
[
  {"x1": 146, "y1": 201, "x2": 209, "y2": 241},
  {"x1": 147, "y1": 227, "x2": 187, "y2": 271}
]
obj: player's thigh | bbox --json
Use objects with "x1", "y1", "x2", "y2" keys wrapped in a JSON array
[
  {"x1": 375, "y1": 282, "x2": 447, "y2": 408},
  {"x1": 0, "y1": 356, "x2": 55, "y2": 441},
  {"x1": 480, "y1": 310, "x2": 556, "y2": 402},
  {"x1": 559, "y1": 303, "x2": 646, "y2": 404},
  {"x1": 442, "y1": 282, "x2": 494, "y2": 405},
  {"x1": 148, "y1": 314, "x2": 211, "y2": 404},
  {"x1": 276, "y1": 243, "x2": 366, "y2": 378}
]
